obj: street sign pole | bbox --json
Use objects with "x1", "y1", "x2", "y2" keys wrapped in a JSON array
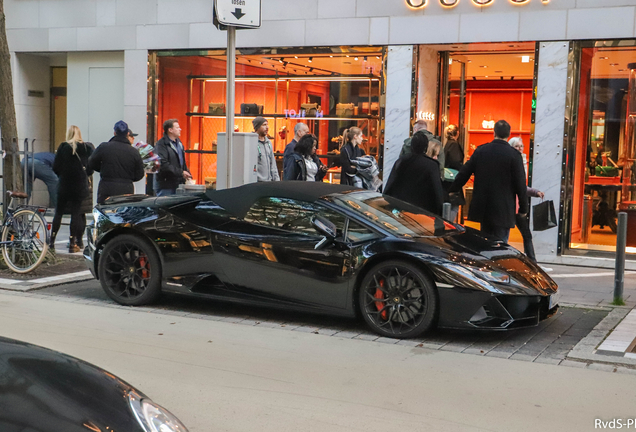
[
  {"x1": 215, "y1": 0, "x2": 261, "y2": 189},
  {"x1": 225, "y1": 25, "x2": 236, "y2": 187}
]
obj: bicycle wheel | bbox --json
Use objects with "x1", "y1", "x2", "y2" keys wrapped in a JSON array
[{"x1": 2, "y1": 208, "x2": 49, "y2": 273}]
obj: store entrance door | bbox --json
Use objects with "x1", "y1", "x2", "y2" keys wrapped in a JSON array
[{"x1": 435, "y1": 44, "x2": 537, "y2": 250}]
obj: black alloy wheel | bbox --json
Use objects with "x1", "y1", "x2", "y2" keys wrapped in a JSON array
[
  {"x1": 98, "y1": 234, "x2": 162, "y2": 306},
  {"x1": 359, "y1": 260, "x2": 438, "y2": 339}
]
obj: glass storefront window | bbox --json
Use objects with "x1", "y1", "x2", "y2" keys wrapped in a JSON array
[
  {"x1": 150, "y1": 48, "x2": 384, "y2": 187},
  {"x1": 569, "y1": 42, "x2": 636, "y2": 254}
]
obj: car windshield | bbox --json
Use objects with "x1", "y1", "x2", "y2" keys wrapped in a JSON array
[{"x1": 330, "y1": 191, "x2": 460, "y2": 238}]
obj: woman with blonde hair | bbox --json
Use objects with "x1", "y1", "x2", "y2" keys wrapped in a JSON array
[
  {"x1": 339, "y1": 127, "x2": 366, "y2": 186},
  {"x1": 51, "y1": 125, "x2": 94, "y2": 252},
  {"x1": 426, "y1": 140, "x2": 442, "y2": 160}
]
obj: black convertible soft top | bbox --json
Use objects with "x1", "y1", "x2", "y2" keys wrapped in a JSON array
[{"x1": 205, "y1": 181, "x2": 360, "y2": 218}]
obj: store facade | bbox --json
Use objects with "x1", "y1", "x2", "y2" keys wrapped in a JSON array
[{"x1": 5, "y1": 0, "x2": 636, "y2": 268}]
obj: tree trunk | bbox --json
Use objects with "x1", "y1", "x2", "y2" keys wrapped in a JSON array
[{"x1": 0, "y1": 0, "x2": 24, "y2": 204}]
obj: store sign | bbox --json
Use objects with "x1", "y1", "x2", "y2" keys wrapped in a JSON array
[
  {"x1": 284, "y1": 109, "x2": 324, "y2": 119},
  {"x1": 416, "y1": 111, "x2": 435, "y2": 121},
  {"x1": 406, "y1": 0, "x2": 549, "y2": 8},
  {"x1": 215, "y1": 0, "x2": 261, "y2": 28}
]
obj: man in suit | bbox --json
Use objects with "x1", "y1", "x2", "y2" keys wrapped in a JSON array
[
  {"x1": 154, "y1": 119, "x2": 191, "y2": 196},
  {"x1": 449, "y1": 120, "x2": 527, "y2": 242}
]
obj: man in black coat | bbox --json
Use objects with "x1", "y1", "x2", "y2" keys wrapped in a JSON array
[
  {"x1": 88, "y1": 121, "x2": 145, "y2": 204},
  {"x1": 153, "y1": 119, "x2": 191, "y2": 196},
  {"x1": 384, "y1": 131, "x2": 444, "y2": 216},
  {"x1": 449, "y1": 120, "x2": 527, "y2": 243}
]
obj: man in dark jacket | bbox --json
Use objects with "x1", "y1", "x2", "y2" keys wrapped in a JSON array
[
  {"x1": 449, "y1": 120, "x2": 528, "y2": 243},
  {"x1": 282, "y1": 122, "x2": 309, "y2": 170},
  {"x1": 400, "y1": 120, "x2": 445, "y2": 179},
  {"x1": 154, "y1": 119, "x2": 191, "y2": 196},
  {"x1": 385, "y1": 131, "x2": 444, "y2": 216},
  {"x1": 89, "y1": 121, "x2": 145, "y2": 204}
]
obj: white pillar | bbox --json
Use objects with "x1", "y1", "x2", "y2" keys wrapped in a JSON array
[
  {"x1": 532, "y1": 42, "x2": 569, "y2": 261},
  {"x1": 383, "y1": 45, "x2": 414, "y2": 187},
  {"x1": 124, "y1": 49, "x2": 149, "y2": 195}
]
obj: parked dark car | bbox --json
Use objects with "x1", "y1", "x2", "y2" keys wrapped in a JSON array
[
  {"x1": 84, "y1": 182, "x2": 559, "y2": 339},
  {"x1": 0, "y1": 336, "x2": 188, "y2": 432}
]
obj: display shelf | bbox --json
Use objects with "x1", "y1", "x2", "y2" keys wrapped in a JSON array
[{"x1": 186, "y1": 112, "x2": 379, "y2": 121}]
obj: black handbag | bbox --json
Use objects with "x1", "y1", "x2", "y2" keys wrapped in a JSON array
[
  {"x1": 533, "y1": 200, "x2": 557, "y2": 231},
  {"x1": 240, "y1": 103, "x2": 263, "y2": 115}
]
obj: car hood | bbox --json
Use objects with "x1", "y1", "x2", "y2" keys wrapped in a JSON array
[
  {"x1": 0, "y1": 337, "x2": 142, "y2": 432},
  {"x1": 410, "y1": 226, "x2": 557, "y2": 295}
]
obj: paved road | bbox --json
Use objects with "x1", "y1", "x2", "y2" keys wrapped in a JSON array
[
  {"x1": 0, "y1": 291, "x2": 634, "y2": 432},
  {"x1": 32, "y1": 278, "x2": 608, "y2": 365}
]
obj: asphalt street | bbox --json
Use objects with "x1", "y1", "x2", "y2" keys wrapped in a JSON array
[
  {"x1": 0, "y1": 291, "x2": 634, "y2": 432},
  {"x1": 28, "y1": 277, "x2": 609, "y2": 365}
]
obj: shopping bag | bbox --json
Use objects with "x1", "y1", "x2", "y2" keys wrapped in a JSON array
[
  {"x1": 443, "y1": 168, "x2": 458, "y2": 182},
  {"x1": 532, "y1": 200, "x2": 557, "y2": 231}
]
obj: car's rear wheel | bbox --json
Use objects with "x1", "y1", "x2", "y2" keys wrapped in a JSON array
[
  {"x1": 98, "y1": 234, "x2": 161, "y2": 306},
  {"x1": 359, "y1": 260, "x2": 437, "y2": 339}
]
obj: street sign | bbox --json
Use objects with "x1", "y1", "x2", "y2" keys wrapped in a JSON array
[{"x1": 214, "y1": 0, "x2": 261, "y2": 28}]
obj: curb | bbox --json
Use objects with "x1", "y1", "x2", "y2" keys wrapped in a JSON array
[
  {"x1": 566, "y1": 307, "x2": 636, "y2": 368},
  {"x1": 0, "y1": 271, "x2": 94, "y2": 292}
]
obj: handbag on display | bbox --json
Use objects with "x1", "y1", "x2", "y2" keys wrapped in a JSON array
[
  {"x1": 532, "y1": 200, "x2": 558, "y2": 231},
  {"x1": 300, "y1": 103, "x2": 319, "y2": 117},
  {"x1": 595, "y1": 165, "x2": 619, "y2": 177},
  {"x1": 208, "y1": 103, "x2": 226, "y2": 115},
  {"x1": 240, "y1": 103, "x2": 264, "y2": 115},
  {"x1": 336, "y1": 103, "x2": 355, "y2": 117}
]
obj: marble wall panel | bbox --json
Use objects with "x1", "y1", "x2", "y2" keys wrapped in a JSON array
[
  {"x1": 532, "y1": 42, "x2": 569, "y2": 260},
  {"x1": 417, "y1": 46, "x2": 438, "y2": 134},
  {"x1": 383, "y1": 46, "x2": 414, "y2": 188}
]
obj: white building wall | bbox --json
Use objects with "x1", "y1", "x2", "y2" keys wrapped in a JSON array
[{"x1": 4, "y1": 1, "x2": 636, "y2": 51}]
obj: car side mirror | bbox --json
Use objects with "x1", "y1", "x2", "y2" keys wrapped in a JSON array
[{"x1": 312, "y1": 215, "x2": 337, "y2": 249}]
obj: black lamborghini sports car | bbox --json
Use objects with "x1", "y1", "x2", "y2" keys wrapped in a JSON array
[{"x1": 84, "y1": 182, "x2": 559, "y2": 339}]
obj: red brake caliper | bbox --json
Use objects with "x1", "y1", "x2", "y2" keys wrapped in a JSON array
[
  {"x1": 374, "y1": 279, "x2": 387, "y2": 320},
  {"x1": 139, "y1": 255, "x2": 149, "y2": 279}
]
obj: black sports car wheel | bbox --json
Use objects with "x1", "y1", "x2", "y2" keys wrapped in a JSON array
[
  {"x1": 98, "y1": 234, "x2": 161, "y2": 306},
  {"x1": 359, "y1": 260, "x2": 438, "y2": 339}
]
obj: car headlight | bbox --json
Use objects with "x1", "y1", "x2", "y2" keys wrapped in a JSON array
[
  {"x1": 444, "y1": 263, "x2": 520, "y2": 291},
  {"x1": 128, "y1": 391, "x2": 188, "y2": 432}
]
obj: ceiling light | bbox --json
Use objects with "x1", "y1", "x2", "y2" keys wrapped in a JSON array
[
  {"x1": 521, "y1": 55, "x2": 530, "y2": 63},
  {"x1": 485, "y1": 75, "x2": 489, "y2": 78},
  {"x1": 308, "y1": 57, "x2": 313, "y2": 63},
  {"x1": 376, "y1": 56, "x2": 380, "y2": 59},
  {"x1": 480, "y1": 65, "x2": 487, "y2": 68},
  {"x1": 449, "y1": 58, "x2": 453, "y2": 65},
  {"x1": 599, "y1": 56, "x2": 609, "y2": 60},
  {"x1": 278, "y1": 58, "x2": 283, "y2": 63},
  {"x1": 346, "y1": 55, "x2": 350, "y2": 58},
  {"x1": 610, "y1": 63, "x2": 619, "y2": 66},
  {"x1": 330, "y1": 55, "x2": 333, "y2": 58},
  {"x1": 294, "y1": 56, "x2": 298, "y2": 59}
]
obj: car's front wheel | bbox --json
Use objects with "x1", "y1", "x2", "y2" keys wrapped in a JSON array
[
  {"x1": 98, "y1": 234, "x2": 162, "y2": 306},
  {"x1": 359, "y1": 260, "x2": 438, "y2": 339}
]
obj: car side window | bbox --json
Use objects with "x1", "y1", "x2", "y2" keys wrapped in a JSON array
[
  {"x1": 245, "y1": 197, "x2": 345, "y2": 237},
  {"x1": 346, "y1": 219, "x2": 380, "y2": 243}
]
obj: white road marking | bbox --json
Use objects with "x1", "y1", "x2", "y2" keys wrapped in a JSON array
[{"x1": 550, "y1": 272, "x2": 636, "y2": 278}]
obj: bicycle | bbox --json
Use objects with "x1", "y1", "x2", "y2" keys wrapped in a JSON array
[{"x1": 1, "y1": 191, "x2": 49, "y2": 273}]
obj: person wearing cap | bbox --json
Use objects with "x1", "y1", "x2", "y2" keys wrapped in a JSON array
[
  {"x1": 253, "y1": 116, "x2": 279, "y2": 182},
  {"x1": 154, "y1": 119, "x2": 192, "y2": 195},
  {"x1": 88, "y1": 120, "x2": 145, "y2": 204}
]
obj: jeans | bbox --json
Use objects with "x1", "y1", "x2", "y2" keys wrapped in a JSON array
[
  {"x1": 515, "y1": 213, "x2": 536, "y2": 261},
  {"x1": 155, "y1": 188, "x2": 176, "y2": 197},
  {"x1": 480, "y1": 222, "x2": 510, "y2": 243},
  {"x1": 21, "y1": 159, "x2": 58, "y2": 207}
]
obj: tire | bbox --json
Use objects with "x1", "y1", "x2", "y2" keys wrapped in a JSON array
[
  {"x1": 98, "y1": 234, "x2": 162, "y2": 306},
  {"x1": 1, "y1": 209, "x2": 49, "y2": 274},
  {"x1": 358, "y1": 260, "x2": 438, "y2": 339}
]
